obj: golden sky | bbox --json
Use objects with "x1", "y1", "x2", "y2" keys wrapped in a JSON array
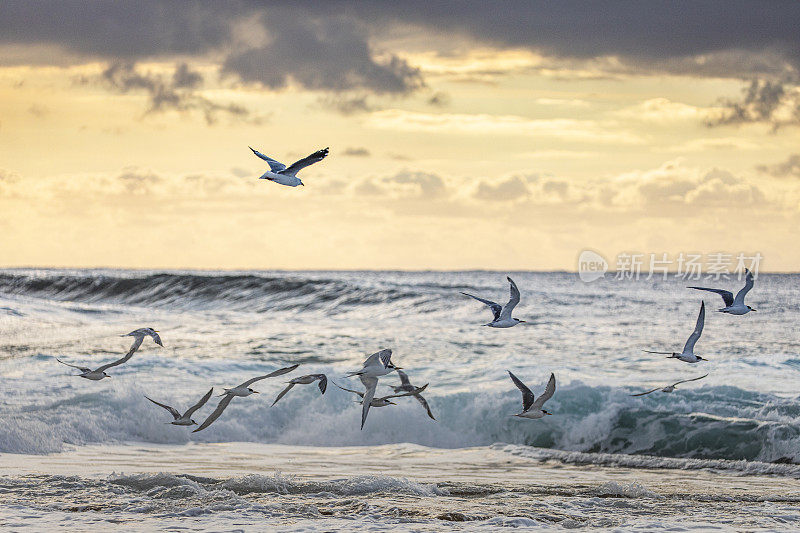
[{"x1": 1, "y1": 2, "x2": 799, "y2": 271}]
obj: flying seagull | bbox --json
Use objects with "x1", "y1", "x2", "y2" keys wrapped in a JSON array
[
  {"x1": 630, "y1": 374, "x2": 709, "y2": 397},
  {"x1": 122, "y1": 327, "x2": 163, "y2": 357},
  {"x1": 271, "y1": 374, "x2": 328, "y2": 406},
  {"x1": 689, "y1": 269, "x2": 757, "y2": 315},
  {"x1": 334, "y1": 380, "x2": 428, "y2": 407},
  {"x1": 462, "y1": 277, "x2": 525, "y2": 328},
  {"x1": 193, "y1": 364, "x2": 299, "y2": 433},
  {"x1": 56, "y1": 353, "x2": 135, "y2": 380},
  {"x1": 508, "y1": 371, "x2": 556, "y2": 419},
  {"x1": 145, "y1": 388, "x2": 214, "y2": 426},
  {"x1": 390, "y1": 370, "x2": 435, "y2": 420},
  {"x1": 644, "y1": 301, "x2": 707, "y2": 363},
  {"x1": 345, "y1": 349, "x2": 402, "y2": 430},
  {"x1": 249, "y1": 146, "x2": 329, "y2": 187}
]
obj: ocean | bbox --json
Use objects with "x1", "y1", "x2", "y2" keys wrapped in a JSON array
[{"x1": 1, "y1": 269, "x2": 799, "y2": 530}]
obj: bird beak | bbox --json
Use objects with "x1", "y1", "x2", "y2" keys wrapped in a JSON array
[
  {"x1": 751, "y1": 309, "x2": 758, "y2": 312},
  {"x1": 545, "y1": 412, "x2": 553, "y2": 416},
  {"x1": 519, "y1": 320, "x2": 526, "y2": 323},
  {"x1": 395, "y1": 366, "x2": 403, "y2": 370},
  {"x1": 300, "y1": 182, "x2": 305, "y2": 186}
]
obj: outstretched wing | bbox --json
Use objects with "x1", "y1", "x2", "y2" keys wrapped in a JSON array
[
  {"x1": 192, "y1": 394, "x2": 234, "y2": 433},
  {"x1": 315, "y1": 374, "x2": 328, "y2": 394},
  {"x1": 508, "y1": 370, "x2": 535, "y2": 411},
  {"x1": 55, "y1": 358, "x2": 92, "y2": 374},
  {"x1": 145, "y1": 396, "x2": 181, "y2": 420},
  {"x1": 630, "y1": 387, "x2": 660, "y2": 397},
  {"x1": 333, "y1": 381, "x2": 365, "y2": 397},
  {"x1": 682, "y1": 302, "x2": 705, "y2": 353},
  {"x1": 384, "y1": 383, "x2": 428, "y2": 399},
  {"x1": 149, "y1": 331, "x2": 163, "y2": 347},
  {"x1": 124, "y1": 335, "x2": 145, "y2": 357},
  {"x1": 249, "y1": 146, "x2": 286, "y2": 172},
  {"x1": 688, "y1": 286, "x2": 734, "y2": 307},
  {"x1": 360, "y1": 375, "x2": 378, "y2": 430},
  {"x1": 531, "y1": 373, "x2": 556, "y2": 409},
  {"x1": 396, "y1": 370, "x2": 412, "y2": 387},
  {"x1": 362, "y1": 349, "x2": 392, "y2": 368},
  {"x1": 282, "y1": 147, "x2": 329, "y2": 176},
  {"x1": 271, "y1": 383, "x2": 296, "y2": 406},
  {"x1": 95, "y1": 350, "x2": 136, "y2": 373},
  {"x1": 672, "y1": 374, "x2": 709, "y2": 387},
  {"x1": 733, "y1": 269, "x2": 755, "y2": 306},
  {"x1": 240, "y1": 364, "x2": 300, "y2": 387},
  {"x1": 499, "y1": 277, "x2": 521, "y2": 320},
  {"x1": 461, "y1": 292, "x2": 502, "y2": 322},
  {"x1": 414, "y1": 393, "x2": 436, "y2": 420},
  {"x1": 184, "y1": 388, "x2": 214, "y2": 418}
]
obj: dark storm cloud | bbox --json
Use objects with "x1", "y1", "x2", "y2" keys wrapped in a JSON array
[
  {"x1": 98, "y1": 62, "x2": 253, "y2": 125},
  {"x1": 3, "y1": 1, "x2": 800, "y2": 93},
  {"x1": 343, "y1": 1, "x2": 800, "y2": 78},
  {"x1": 706, "y1": 79, "x2": 800, "y2": 129},
  {"x1": 0, "y1": 1, "x2": 240, "y2": 62},
  {"x1": 221, "y1": 13, "x2": 423, "y2": 94}
]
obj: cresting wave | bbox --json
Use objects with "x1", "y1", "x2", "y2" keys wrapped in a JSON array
[
  {"x1": 2, "y1": 373, "x2": 799, "y2": 466},
  {"x1": 0, "y1": 271, "x2": 435, "y2": 313}
]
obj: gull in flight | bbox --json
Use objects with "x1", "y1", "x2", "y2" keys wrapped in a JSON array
[
  {"x1": 462, "y1": 277, "x2": 525, "y2": 328},
  {"x1": 145, "y1": 388, "x2": 214, "y2": 426},
  {"x1": 193, "y1": 364, "x2": 299, "y2": 433},
  {"x1": 56, "y1": 352, "x2": 135, "y2": 380},
  {"x1": 249, "y1": 146, "x2": 329, "y2": 187},
  {"x1": 345, "y1": 349, "x2": 402, "y2": 429},
  {"x1": 644, "y1": 301, "x2": 707, "y2": 363},
  {"x1": 271, "y1": 374, "x2": 328, "y2": 406},
  {"x1": 390, "y1": 370, "x2": 435, "y2": 420},
  {"x1": 689, "y1": 269, "x2": 757, "y2": 315},
  {"x1": 122, "y1": 327, "x2": 163, "y2": 356},
  {"x1": 508, "y1": 371, "x2": 556, "y2": 419},
  {"x1": 630, "y1": 374, "x2": 709, "y2": 397},
  {"x1": 334, "y1": 379, "x2": 428, "y2": 408}
]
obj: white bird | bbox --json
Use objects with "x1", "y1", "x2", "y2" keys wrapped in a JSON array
[
  {"x1": 56, "y1": 353, "x2": 135, "y2": 380},
  {"x1": 122, "y1": 327, "x2": 163, "y2": 357},
  {"x1": 390, "y1": 370, "x2": 435, "y2": 420},
  {"x1": 146, "y1": 388, "x2": 214, "y2": 426},
  {"x1": 334, "y1": 380, "x2": 428, "y2": 408},
  {"x1": 689, "y1": 269, "x2": 757, "y2": 315},
  {"x1": 630, "y1": 374, "x2": 709, "y2": 397},
  {"x1": 462, "y1": 277, "x2": 525, "y2": 328},
  {"x1": 271, "y1": 374, "x2": 328, "y2": 406},
  {"x1": 249, "y1": 146, "x2": 329, "y2": 187},
  {"x1": 193, "y1": 364, "x2": 299, "y2": 433},
  {"x1": 508, "y1": 371, "x2": 556, "y2": 419},
  {"x1": 345, "y1": 349, "x2": 401, "y2": 379},
  {"x1": 644, "y1": 301, "x2": 707, "y2": 363},
  {"x1": 345, "y1": 349, "x2": 402, "y2": 430}
]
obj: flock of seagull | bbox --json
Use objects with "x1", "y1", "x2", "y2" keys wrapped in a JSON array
[{"x1": 54, "y1": 146, "x2": 760, "y2": 431}]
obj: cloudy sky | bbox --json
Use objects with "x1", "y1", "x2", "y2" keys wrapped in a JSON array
[{"x1": 1, "y1": 1, "x2": 799, "y2": 270}]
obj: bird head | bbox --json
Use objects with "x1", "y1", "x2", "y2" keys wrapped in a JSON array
[
  {"x1": 386, "y1": 400, "x2": 397, "y2": 405},
  {"x1": 248, "y1": 388, "x2": 259, "y2": 394},
  {"x1": 695, "y1": 356, "x2": 705, "y2": 361},
  {"x1": 190, "y1": 419, "x2": 197, "y2": 425},
  {"x1": 299, "y1": 180, "x2": 305, "y2": 186},
  {"x1": 103, "y1": 372, "x2": 111, "y2": 378},
  {"x1": 387, "y1": 362, "x2": 402, "y2": 370},
  {"x1": 542, "y1": 410, "x2": 553, "y2": 416},
  {"x1": 748, "y1": 306, "x2": 757, "y2": 311}
]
